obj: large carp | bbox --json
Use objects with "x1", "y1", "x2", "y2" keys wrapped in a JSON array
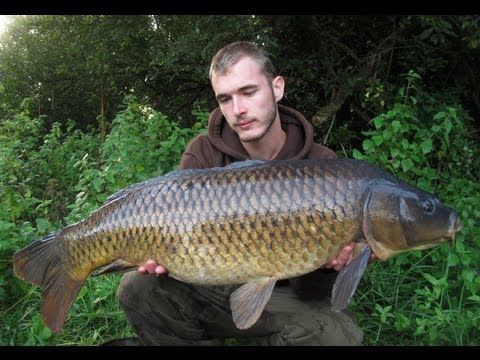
[{"x1": 13, "y1": 158, "x2": 461, "y2": 332}]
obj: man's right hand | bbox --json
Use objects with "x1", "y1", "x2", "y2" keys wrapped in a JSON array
[{"x1": 138, "y1": 259, "x2": 168, "y2": 275}]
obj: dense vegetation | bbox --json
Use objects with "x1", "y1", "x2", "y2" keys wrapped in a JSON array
[{"x1": 0, "y1": 15, "x2": 479, "y2": 346}]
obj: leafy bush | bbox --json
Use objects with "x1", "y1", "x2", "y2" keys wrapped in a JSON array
[
  {"x1": 0, "y1": 95, "x2": 207, "y2": 345},
  {"x1": 351, "y1": 70, "x2": 480, "y2": 345}
]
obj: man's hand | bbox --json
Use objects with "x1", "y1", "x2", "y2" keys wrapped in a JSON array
[
  {"x1": 324, "y1": 241, "x2": 377, "y2": 271},
  {"x1": 138, "y1": 259, "x2": 168, "y2": 275}
]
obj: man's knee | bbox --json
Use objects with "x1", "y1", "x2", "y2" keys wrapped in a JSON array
[
  {"x1": 260, "y1": 287, "x2": 363, "y2": 346},
  {"x1": 117, "y1": 271, "x2": 168, "y2": 308},
  {"x1": 118, "y1": 271, "x2": 141, "y2": 306}
]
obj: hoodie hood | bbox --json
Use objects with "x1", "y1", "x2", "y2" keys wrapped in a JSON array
[{"x1": 207, "y1": 104, "x2": 316, "y2": 161}]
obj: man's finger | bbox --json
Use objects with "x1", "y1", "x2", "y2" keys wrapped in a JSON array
[
  {"x1": 155, "y1": 265, "x2": 167, "y2": 275},
  {"x1": 145, "y1": 260, "x2": 158, "y2": 274}
]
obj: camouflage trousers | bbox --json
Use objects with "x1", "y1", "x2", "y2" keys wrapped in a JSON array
[{"x1": 117, "y1": 271, "x2": 363, "y2": 346}]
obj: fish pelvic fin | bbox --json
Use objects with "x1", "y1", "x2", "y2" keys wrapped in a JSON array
[
  {"x1": 230, "y1": 276, "x2": 276, "y2": 330},
  {"x1": 91, "y1": 260, "x2": 137, "y2": 276},
  {"x1": 331, "y1": 244, "x2": 371, "y2": 312},
  {"x1": 13, "y1": 231, "x2": 85, "y2": 333}
]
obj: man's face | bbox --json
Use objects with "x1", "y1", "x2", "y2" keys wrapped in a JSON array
[{"x1": 211, "y1": 56, "x2": 284, "y2": 143}]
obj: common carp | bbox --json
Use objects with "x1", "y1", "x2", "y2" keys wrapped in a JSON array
[{"x1": 13, "y1": 158, "x2": 461, "y2": 332}]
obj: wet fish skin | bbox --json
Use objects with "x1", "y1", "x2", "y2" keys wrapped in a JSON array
[{"x1": 13, "y1": 158, "x2": 461, "y2": 332}]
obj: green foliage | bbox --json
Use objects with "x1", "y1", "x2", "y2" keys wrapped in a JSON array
[
  {"x1": 0, "y1": 95, "x2": 207, "y2": 345},
  {"x1": 1, "y1": 15, "x2": 479, "y2": 142},
  {"x1": 0, "y1": 106, "x2": 102, "y2": 345},
  {"x1": 459, "y1": 16, "x2": 480, "y2": 49},
  {"x1": 350, "y1": 70, "x2": 480, "y2": 345},
  {"x1": 353, "y1": 70, "x2": 478, "y2": 186},
  {"x1": 0, "y1": 15, "x2": 155, "y2": 130}
]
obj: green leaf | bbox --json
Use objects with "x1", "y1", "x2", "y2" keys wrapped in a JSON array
[
  {"x1": 40, "y1": 326, "x2": 52, "y2": 340},
  {"x1": 423, "y1": 273, "x2": 437, "y2": 285},
  {"x1": 35, "y1": 218, "x2": 51, "y2": 234},
  {"x1": 408, "y1": 70, "x2": 422, "y2": 80},
  {"x1": 401, "y1": 159, "x2": 413, "y2": 172},
  {"x1": 420, "y1": 28, "x2": 434, "y2": 40},
  {"x1": 382, "y1": 128, "x2": 392, "y2": 141},
  {"x1": 352, "y1": 149, "x2": 364, "y2": 160},
  {"x1": 135, "y1": 164, "x2": 145, "y2": 174},
  {"x1": 394, "y1": 313, "x2": 411, "y2": 331},
  {"x1": 420, "y1": 140, "x2": 433, "y2": 154},
  {"x1": 92, "y1": 177, "x2": 103, "y2": 192},
  {"x1": 391, "y1": 120, "x2": 402, "y2": 133},
  {"x1": 373, "y1": 116, "x2": 384, "y2": 129},
  {"x1": 400, "y1": 123, "x2": 410, "y2": 133},
  {"x1": 443, "y1": 119, "x2": 452, "y2": 134},
  {"x1": 392, "y1": 158, "x2": 401, "y2": 169},
  {"x1": 373, "y1": 135, "x2": 384, "y2": 146},
  {"x1": 362, "y1": 139, "x2": 374, "y2": 151}
]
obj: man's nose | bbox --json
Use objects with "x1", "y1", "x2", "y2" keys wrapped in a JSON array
[{"x1": 232, "y1": 97, "x2": 246, "y2": 117}]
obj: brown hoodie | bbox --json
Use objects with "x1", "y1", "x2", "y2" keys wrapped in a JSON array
[
  {"x1": 179, "y1": 104, "x2": 339, "y2": 300},
  {"x1": 179, "y1": 104, "x2": 336, "y2": 169}
]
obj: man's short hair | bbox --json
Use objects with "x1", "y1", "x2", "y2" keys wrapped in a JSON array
[{"x1": 209, "y1": 41, "x2": 277, "y2": 82}]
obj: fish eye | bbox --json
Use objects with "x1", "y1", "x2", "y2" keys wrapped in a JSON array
[{"x1": 421, "y1": 198, "x2": 435, "y2": 214}]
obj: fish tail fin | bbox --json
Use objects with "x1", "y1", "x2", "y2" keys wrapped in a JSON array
[{"x1": 13, "y1": 231, "x2": 85, "y2": 333}]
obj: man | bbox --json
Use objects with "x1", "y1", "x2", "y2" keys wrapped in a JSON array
[{"x1": 116, "y1": 41, "x2": 364, "y2": 346}]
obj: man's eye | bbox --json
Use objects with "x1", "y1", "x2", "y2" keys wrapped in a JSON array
[{"x1": 218, "y1": 98, "x2": 230, "y2": 104}]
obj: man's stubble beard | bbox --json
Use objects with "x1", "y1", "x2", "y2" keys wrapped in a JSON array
[{"x1": 240, "y1": 97, "x2": 278, "y2": 143}]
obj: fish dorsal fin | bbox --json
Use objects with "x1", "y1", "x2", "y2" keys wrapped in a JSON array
[
  {"x1": 91, "y1": 260, "x2": 137, "y2": 276},
  {"x1": 230, "y1": 276, "x2": 276, "y2": 329},
  {"x1": 224, "y1": 160, "x2": 268, "y2": 169},
  {"x1": 331, "y1": 244, "x2": 371, "y2": 312},
  {"x1": 102, "y1": 168, "x2": 204, "y2": 206},
  {"x1": 103, "y1": 161, "x2": 267, "y2": 206},
  {"x1": 102, "y1": 181, "x2": 151, "y2": 205}
]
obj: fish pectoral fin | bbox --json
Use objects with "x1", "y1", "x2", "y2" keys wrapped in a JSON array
[
  {"x1": 230, "y1": 276, "x2": 276, "y2": 330},
  {"x1": 91, "y1": 260, "x2": 137, "y2": 276},
  {"x1": 331, "y1": 244, "x2": 371, "y2": 312}
]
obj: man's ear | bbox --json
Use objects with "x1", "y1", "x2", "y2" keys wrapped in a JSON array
[{"x1": 272, "y1": 76, "x2": 285, "y2": 102}]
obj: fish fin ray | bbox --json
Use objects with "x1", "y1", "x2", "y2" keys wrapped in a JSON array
[
  {"x1": 13, "y1": 231, "x2": 86, "y2": 332},
  {"x1": 102, "y1": 167, "x2": 207, "y2": 205},
  {"x1": 224, "y1": 160, "x2": 268, "y2": 169},
  {"x1": 331, "y1": 245, "x2": 371, "y2": 312},
  {"x1": 102, "y1": 181, "x2": 150, "y2": 205},
  {"x1": 41, "y1": 277, "x2": 84, "y2": 333},
  {"x1": 230, "y1": 276, "x2": 276, "y2": 330},
  {"x1": 91, "y1": 260, "x2": 137, "y2": 276}
]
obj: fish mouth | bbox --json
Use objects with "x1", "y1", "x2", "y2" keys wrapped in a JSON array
[{"x1": 446, "y1": 213, "x2": 463, "y2": 246}]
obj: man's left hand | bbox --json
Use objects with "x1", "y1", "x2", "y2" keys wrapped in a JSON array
[
  {"x1": 324, "y1": 242, "x2": 354, "y2": 271},
  {"x1": 324, "y1": 241, "x2": 377, "y2": 271}
]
